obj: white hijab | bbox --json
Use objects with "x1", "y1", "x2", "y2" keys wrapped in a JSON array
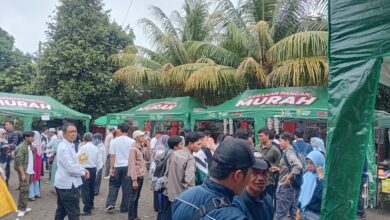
[{"x1": 32, "y1": 131, "x2": 43, "y2": 156}]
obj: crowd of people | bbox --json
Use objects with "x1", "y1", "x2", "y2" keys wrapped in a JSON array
[{"x1": 0, "y1": 120, "x2": 368, "y2": 220}]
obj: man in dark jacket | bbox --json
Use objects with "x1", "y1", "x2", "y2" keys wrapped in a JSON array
[
  {"x1": 4, "y1": 121, "x2": 20, "y2": 186},
  {"x1": 172, "y1": 137, "x2": 255, "y2": 220},
  {"x1": 240, "y1": 155, "x2": 274, "y2": 220}
]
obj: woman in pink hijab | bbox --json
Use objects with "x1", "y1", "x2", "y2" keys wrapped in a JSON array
[{"x1": 28, "y1": 131, "x2": 43, "y2": 200}]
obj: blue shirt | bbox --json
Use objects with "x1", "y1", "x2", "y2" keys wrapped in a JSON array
[
  {"x1": 239, "y1": 189, "x2": 274, "y2": 220},
  {"x1": 173, "y1": 178, "x2": 249, "y2": 220}
]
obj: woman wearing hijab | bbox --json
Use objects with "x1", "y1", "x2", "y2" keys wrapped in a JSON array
[
  {"x1": 296, "y1": 151, "x2": 325, "y2": 220},
  {"x1": 28, "y1": 131, "x2": 44, "y2": 200},
  {"x1": 310, "y1": 137, "x2": 326, "y2": 155},
  {"x1": 92, "y1": 133, "x2": 105, "y2": 195}
]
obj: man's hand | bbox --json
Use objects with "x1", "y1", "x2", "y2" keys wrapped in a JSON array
[
  {"x1": 132, "y1": 180, "x2": 139, "y2": 190},
  {"x1": 270, "y1": 166, "x2": 280, "y2": 173},
  {"x1": 84, "y1": 169, "x2": 90, "y2": 179},
  {"x1": 284, "y1": 174, "x2": 292, "y2": 187},
  {"x1": 21, "y1": 173, "x2": 26, "y2": 182},
  {"x1": 109, "y1": 168, "x2": 115, "y2": 177},
  {"x1": 296, "y1": 209, "x2": 302, "y2": 220}
]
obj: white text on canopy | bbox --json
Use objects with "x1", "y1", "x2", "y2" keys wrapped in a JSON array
[
  {"x1": 137, "y1": 102, "x2": 177, "y2": 111},
  {"x1": 235, "y1": 92, "x2": 317, "y2": 107},
  {"x1": 0, "y1": 97, "x2": 52, "y2": 110}
]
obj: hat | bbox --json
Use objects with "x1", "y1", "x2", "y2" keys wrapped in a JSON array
[
  {"x1": 0, "y1": 128, "x2": 6, "y2": 134},
  {"x1": 235, "y1": 129, "x2": 250, "y2": 140},
  {"x1": 133, "y1": 130, "x2": 145, "y2": 139},
  {"x1": 212, "y1": 137, "x2": 255, "y2": 170},
  {"x1": 184, "y1": 127, "x2": 191, "y2": 133},
  {"x1": 49, "y1": 128, "x2": 56, "y2": 132},
  {"x1": 252, "y1": 156, "x2": 270, "y2": 170}
]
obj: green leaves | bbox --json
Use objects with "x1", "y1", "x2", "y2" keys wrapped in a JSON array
[{"x1": 35, "y1": 0, "x2": 137, "y2": 118}]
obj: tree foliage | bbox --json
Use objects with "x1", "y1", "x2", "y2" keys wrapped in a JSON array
[
  {"x1": 0, "y1": 27, "x2": 36, "y2": 93},
  {"x1": 34, "y1": 0, "x2": 143, "y2": 117}
]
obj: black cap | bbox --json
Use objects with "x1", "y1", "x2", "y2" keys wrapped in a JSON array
[
  {"x1": 235, "y1": 129, "x2": 250, "y2": 140},
  {"x1": 212, "y1": 137, "x2": 255, "y2": 170},
  {"x1": 252, "y1": 157, "x2": 270, "y2": 170}
]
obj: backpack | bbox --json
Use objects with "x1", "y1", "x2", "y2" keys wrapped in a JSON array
[
  {"x1": 282, "y1": 149, "x2": 304, "y2": 189},
  {"x1": 189, "y1": 197, "x2": 232, "y2": 220},
  {"x1": 152, "y1": 150, "x2": 172, "y2": 192},
  {"x1": 292, "y1": 142, "x2": 307, "y2": 170}
]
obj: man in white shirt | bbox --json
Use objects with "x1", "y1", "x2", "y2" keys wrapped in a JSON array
[
  {"x1": 54, "y1": 124, "x2": 90, "y2": 220},
  {"x1": 105, "y1": 123, "x2": 135, "y2": 213},
  {"x1": 77, "y1": 133, "x2": 101, "y2": 216},
  {"x1": 103, "y1": 127, "x2": 115, "y2": 179},
  {"x1": 150, "y1": 131, "x2": 161, "y2": 149}
]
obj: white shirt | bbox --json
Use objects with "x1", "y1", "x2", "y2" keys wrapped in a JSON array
[
  {"x1": 150, "y1": 137, "x2": 158, "y2": 149},
  {"x1": 109, "y1": 135, "x2": 135, "y2": 168},
  {"x1": 26, "y1": 146, "x2": 34, "y2": 175},
  {"x1": 77, "y1": 142, "x2": 101, "y2": 169},
  {"x1": 96, "y1": 143, "x2": 106, "y2": 170},
  {"x1": 54, "y1": 139, "x2": 85, "y2": 189}
]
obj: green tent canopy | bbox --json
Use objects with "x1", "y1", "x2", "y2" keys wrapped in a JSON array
[
  {"x1": 191, "y1": 86, "x2": 328, "y2": 134},
  {"x1": 0, "y1": 92, "x2": 91, "y2": 130},
  {"x1": 106, "y1": 96, "x2": 206, "y2": 128},
  {"x1": 93, "y1": 115, "x2": 122, "y2": 126}
]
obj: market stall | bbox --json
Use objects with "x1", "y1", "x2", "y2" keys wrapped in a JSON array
[
  {"x1": 373, "y1": 111, "x2": 390, "y2": 208},
  {"x1": 0, "y1": 92, "x2": 91, "y2": 131},
  {"x1": 191, "y1": 86, "x2": 328, "y2": 140},
  {"x1": 106, "y1": 96, "x2": 205, "y2": 135}
]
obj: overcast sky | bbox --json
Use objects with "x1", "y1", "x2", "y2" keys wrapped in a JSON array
[{"x1": 0, "y1": 0, "x2": 185, "y2": 54}]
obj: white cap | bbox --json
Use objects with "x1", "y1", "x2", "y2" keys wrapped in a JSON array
[
  {"x1": 49, "y1": 128, "x2": 56, "y2": 132},
  {"x1": 133, "y1": 130, "x2": 145, "y2": 139},
  {"x1": 0, "y1": 128, "x2": 6, "y2": 134}
]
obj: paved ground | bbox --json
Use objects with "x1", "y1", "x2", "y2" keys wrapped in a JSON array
[{"x1": 3, "y1": 169, "x2": 390, "y2": 220}]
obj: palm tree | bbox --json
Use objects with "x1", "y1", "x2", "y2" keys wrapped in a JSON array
[
  {"x1": 112, "y1": 0, "x2": 329, "y2": 105},
  {"x1": 111, "y1": 0, "x2": 243, "y2": 104},
  {"x1": 185, "y1": 0, "x2": 328, "y2": 88}
]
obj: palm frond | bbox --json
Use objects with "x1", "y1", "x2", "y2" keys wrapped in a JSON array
[
  {"x1": 238, "y1": 0, "x2": 277, "y2": 23},
  {"x1": 162, "y1": 63, "x2": 210, "y2": 86},
  {"x1": 108, "y1": 53, "x2": 136, "y2": 68},
  {"x1": 159, "y1": 63, "x2": 175, "y2": 72},
  {"x1": 138, "y1": 18, "x2": 167, "y2": 51},
  {"x1": 185, "y1": 41, "x2": 241, "y2": 67},
  {"x1": 267, "y1": 31, "x2": 328, "y2": 64},
  {"x1": 215, "y1": 0, "x2": 246, "y2": 28},
  {"x1": 123, "y1": 45, "x2": 138, "y2": 54},
  {"x1": 136, "y1": 46, "x2": 170, "y2": 64},
  {"x1": 270, "y1": 0, "x2": 301, "y2": 41},
  {"x1": 248, "y1": 20, "x2": 274, "y2": 61},
  {"x1": 266, "y1": 56, "x2": 328, "y2": 87},
  {"x1": 185, "y1": 65, "x2": 242, "y2": 92},
  {"x1": 148, "y1": 5, "x2": 180, "y2": 39},
  {"x1": 195, "y1": 58, "x2": 216, "y2": 65},
  {"x1": 297, "y1": 18, "x2": 328, "y2": 32},
  {"x1": 182, "y1": 0, "x2": 210, "y2": 41},
  {"x1": 237, "y1": 57, "x2": 267, "y2": 86},
  {"x1": 113, "y1": 65, "x2": 151, "y2": 86}
]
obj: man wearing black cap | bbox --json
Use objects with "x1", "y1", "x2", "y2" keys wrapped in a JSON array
[
  {"x1": 240, "y1": 154, "x2": 274, "y2": 220},
  {"x1": 172, "y1": 137, "x2": 255, "y2": 220}
]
